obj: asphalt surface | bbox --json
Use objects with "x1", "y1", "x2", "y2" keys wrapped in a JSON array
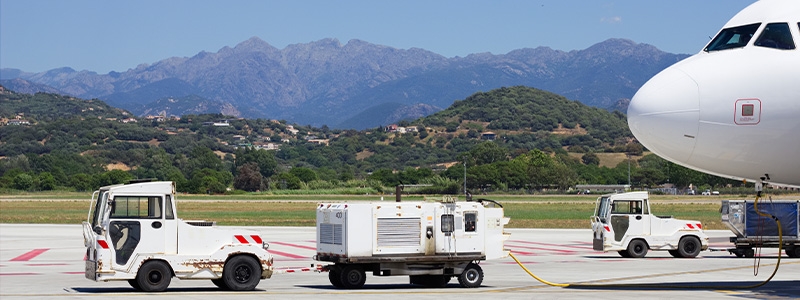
[{"x1": 1, "y1": 224, "x2": 798, "y2": 299}]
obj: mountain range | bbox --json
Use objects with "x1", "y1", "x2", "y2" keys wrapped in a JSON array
[{"x1": 0, "y1": 37, "x2": 688, "y2": 129}]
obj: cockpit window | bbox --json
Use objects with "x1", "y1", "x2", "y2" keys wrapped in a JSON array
[
  {"x1": 705, "y1": 23, "x2": 761, "y2": 51},
  {"x1": 754, "y1": 23, "x2": 795, "y2": 50}
]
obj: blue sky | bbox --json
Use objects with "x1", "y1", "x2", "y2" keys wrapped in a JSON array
[{"x1": 1, "y1": 0, "x2": 755, "y2": 74}]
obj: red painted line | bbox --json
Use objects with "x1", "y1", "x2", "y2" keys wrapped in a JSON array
[
  {"x1": 63, "y1": 271, "x2": 85, "y2": 275},
  {"x1": 269, "y1": 241, "x2": 316, "y2": 251},
  {"x1": 0, "y1": 272, "x2": 40, "y2": 276},
  {"x1": 268, "y1": 249, "x2": 307, "y2": 259},
  {"x1": 506, "y1": 243, "x2": 576, "y2": 254},
  {"x1": 10, "y1": 249, "x2": 49, "y2": 262},
  {"x1": 511, "y1": 240, "x2": 592, "y2": 250},
  {"x1": 25, "y1": 263, "x2": 68, "y2": 266},
  {"x1": 506, "y1": 249, "x2": 537, "y2": 256},
  {"x1": 571, "y1": 241, "x2": 594, "y2": 246}
]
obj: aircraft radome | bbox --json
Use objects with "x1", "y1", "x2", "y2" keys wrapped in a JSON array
[{"x1": 628, "y1": 0, "x2": 800, "y2": 187}]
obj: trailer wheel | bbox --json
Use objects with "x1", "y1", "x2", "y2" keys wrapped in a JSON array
[
  {"x1": 458, "y1": 263, "x2": 483, "y2": 288},
  {"x1": 743, "y1": 248, "x2": 755, "y2": 258},
  {"x1": 677, "y1": 236, "x2": 701, "y2": 258},
  {"x1": 626, "y1": 239, "x2": 648, "y2": 258},
  {"x1": 328, "y1": 266, "x2": 344, "y2": 288},
  {"x1": 786, "y1": 247, "x2": 800, "y2": 258},
  {"x1": 338, "y1": 265, "x2": 366, "y2": 289},
  {"x1": 136, "y1": 260, "x2": 172, "y2": 292},
  {"x1": 128, "y1": 279, "x2": 142, "y2": 291},
  {"x1": 222, "y1": 255, "x2": 261, "y2": 291},
  {"x1": 211, "y1": 278, "x2": 229, "y2": 290}
]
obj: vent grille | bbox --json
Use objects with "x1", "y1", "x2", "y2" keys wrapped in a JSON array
[
  {"x1": 319, "y1": 223, "x2": 343, "y2": 245},
  {"x1": 377, "y1": 218, "x2": 420, "y2": 247}
]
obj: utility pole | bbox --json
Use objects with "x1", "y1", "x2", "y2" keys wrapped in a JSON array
[
  {"x1": 463, "y1": 160, "x2": 467, "y2": 196},
  {"x1": 627, "y1": 154, "x2": 631, "y2": 186}
]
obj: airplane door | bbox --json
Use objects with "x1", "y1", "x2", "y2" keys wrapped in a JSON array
[{"x1": 107, "y1": 196, "x2": 167, "y2": 269}]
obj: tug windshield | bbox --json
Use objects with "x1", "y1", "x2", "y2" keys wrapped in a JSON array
[{"x1": 594, "y1": 196, "x2": 610, "y2": 223}]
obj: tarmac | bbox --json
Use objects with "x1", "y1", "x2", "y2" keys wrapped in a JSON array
[{"x1": 1, "y1": 224, "x2": 798, "y2": 299}]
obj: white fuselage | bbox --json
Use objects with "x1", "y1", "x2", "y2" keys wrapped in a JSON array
[{"x1": 628, "y1": 0, "x2": 800, "y2": 186}]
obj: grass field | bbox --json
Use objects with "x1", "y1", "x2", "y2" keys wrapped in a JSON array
[{"x1": 0, "y1": 194, "x2": 732, "y2": 229}]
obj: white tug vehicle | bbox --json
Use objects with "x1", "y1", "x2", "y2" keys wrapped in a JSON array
[
  {"x1": 82, "y1": 180, "x2": 274, "y2": 292},
  {"x1": 591, "y1": 191, "x2": 709, "y2": 258}
]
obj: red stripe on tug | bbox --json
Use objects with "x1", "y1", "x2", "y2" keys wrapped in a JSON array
[
  {"x1": 235, "y1": 235, "x2": 249, "y2": 244},
  {"x1": 251, "y1": 235, "x2": 263, "y2": 244},
  {"x1": 97, "y1": 240, "x2": 110, "y2": 249}
]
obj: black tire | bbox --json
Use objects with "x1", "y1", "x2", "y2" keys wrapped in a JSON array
[
  {"x1": 626, "y1": 239, "x2": 648, "y2": 258},
  {"x1": 668, "y1": 250, "x2": 682, "y2": 258},
  {"x1": 786, "y1": 247, "x2": 800, "y2": 258},
  {"x1": 338, "y1": 265, "x2": 366, "y2": 289},
  {"x1": 222, "y1": 255, "x2": 262, "y2": 291},
  {"x1": 128, "y1": 279, "x2": 142, "y2": 291},
  {"x1": 458, "y1": 263, "x2": 483, "y2": 288},
  {"x1": 211, "y1": 278, "x2": 229, "y2": 290},
  {"x1": 677, "y1": 236, "x2": 701, "y2": 258},
  {"x1": 618, "y1": 250, "x2": 631, "y2": 258},
  {"x1": 135, "y1": 260, "x2": 172, "y2": 292},
  {"x1": 328, "y1": 266, "x2": 344, "y2": 288}
]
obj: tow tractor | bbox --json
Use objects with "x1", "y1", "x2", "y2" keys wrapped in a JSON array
[
  {"x1": 82, "y1": 180, "x2": 274, "y2": 292},
  {"x1": 314, "y1": 194, "x2": 510, "y2": 288},
  {"x1": 590, "y1": 191, "x2": 709, "y2": 258}
]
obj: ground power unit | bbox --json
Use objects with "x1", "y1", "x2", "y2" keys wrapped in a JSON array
[{"x1": 315, "y1": 197, "x2": 510, "y2": 288}]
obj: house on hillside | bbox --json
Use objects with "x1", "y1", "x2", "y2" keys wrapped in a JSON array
[
  {"x1": 6, "y1": 119, "x2": 30, "y2": 126},
  {"x1": 481, "y1": 132, "x2": 496, "y2": 140},
  {"x1": 308, "y1": 139, "x2": 330, "y2": 146}
]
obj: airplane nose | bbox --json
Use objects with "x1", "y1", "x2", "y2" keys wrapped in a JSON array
[{"x1": 628, "y1": 67, "x2": 700, "y2": 163}]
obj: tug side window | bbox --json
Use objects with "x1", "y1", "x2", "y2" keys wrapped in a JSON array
[
  {"x1": 110, "y1": 196, "x2": 163, "y2": 219},
  {"x1": 611, "y1": 200, "x2": 643, "y2": 214},
  {"x1": 165, "y1": 195, "x2": 174, "y2": 220}
]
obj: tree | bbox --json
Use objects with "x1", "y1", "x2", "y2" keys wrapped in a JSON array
[
  {"x1": 235, "y1": 148, "x2": 278, "y2": 178},
  {"x1": 234, "y1": 162, "x2": 263, "y2": 192},
  {"x1": 38, "y1": 172, "x2": 56, "y2": 190},
  {"x1": 469, "y1": 142, "x2": 508, "y2": 166},
  {"x1": 581, "y1": 152, "x2": 600, "y2": 166},
  {"x1": 290, "y1": 167, "x2": 318, "y2": 183},
  {"x1": 70, "y1": 173, "x2": 94, "y2": 192},
  {"x1": 13, "y1": 173, "x2": 34, "y2": 191},
  {"x1": 270, "y1": 172, "x2": 302, "y2": 190}
]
